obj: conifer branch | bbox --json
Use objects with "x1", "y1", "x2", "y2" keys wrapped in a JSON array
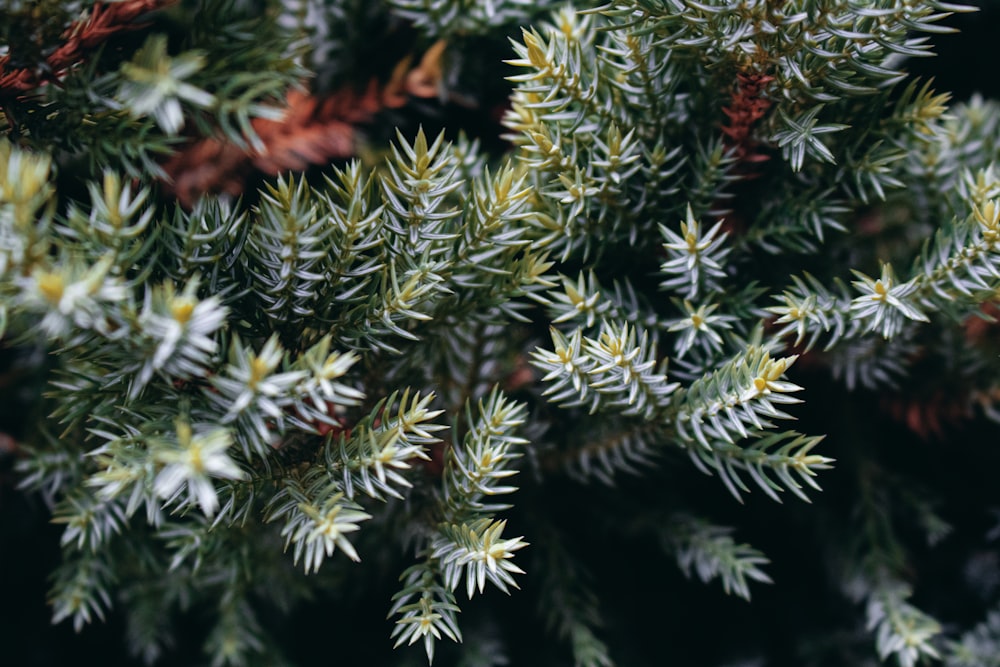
[{"x1": 665, "y1": 515, "x2": 773, "y2": 601}]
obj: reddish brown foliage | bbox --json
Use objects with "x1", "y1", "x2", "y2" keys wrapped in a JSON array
[
  {"x1": 880, "y1": 302, "x2": 1000, "y2": 439},
  {"x1": 881, "y1": 391, "x2": 973, "y2": 440},
  {"x1": 0, "y1": 1, "x2": 173, "y2": 100},
  {"x1": 720, "y1": 71, "x2": 774, "y2": 174},
  {"x1": 963, "y1": 301, "x2": 1000, "y2": 344},
  {"x1": 161, "y1": 40, "x2": 450, "y2": 208}
]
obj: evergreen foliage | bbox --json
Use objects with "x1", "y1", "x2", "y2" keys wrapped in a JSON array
[{"x1": 4, "y1": 1, "x2": 1000, "y2": 666}]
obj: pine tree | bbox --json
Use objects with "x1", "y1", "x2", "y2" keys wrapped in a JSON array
[{"x1": 4, "y1": 1, "x2": 1000, "y2": 666}]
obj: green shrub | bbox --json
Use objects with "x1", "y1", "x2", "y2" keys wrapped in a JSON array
[{"x1": 4, "y1": 1, "x2": 1000, "y2": 665}]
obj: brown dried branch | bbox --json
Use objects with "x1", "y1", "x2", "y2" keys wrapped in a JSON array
[
  {"x1": 0, "y1": 0, "x2": 174, "y2": 100},
  {"x1": 161, "y1": 41, "x2": 451, "y2": 208},
  {"x1": 720, "y1": 71, "x2": 774, "y2": 175}
]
